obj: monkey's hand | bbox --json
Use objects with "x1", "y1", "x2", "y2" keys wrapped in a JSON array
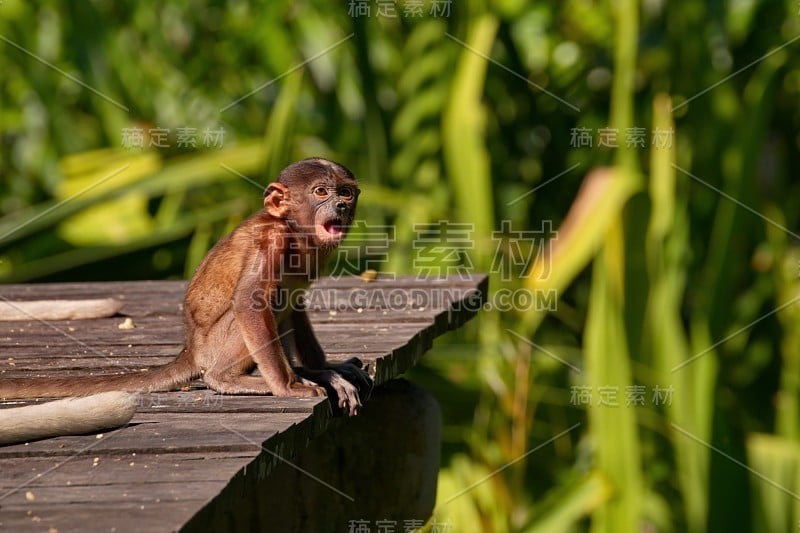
[{"x1": 295, "y1": 358, "x2": 373, "y2": 416}]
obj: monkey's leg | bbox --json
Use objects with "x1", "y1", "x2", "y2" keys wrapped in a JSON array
[
  {"x1": 203, "y1": 312, "x2": 325, "y2": 397},
  {"x1": 204, "y1": 346, "x2": 325, "y2": 396}
]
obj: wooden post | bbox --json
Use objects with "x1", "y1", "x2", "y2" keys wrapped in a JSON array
[{"x1": 185, "y1": 379, "x2": 441, "y2": 531}]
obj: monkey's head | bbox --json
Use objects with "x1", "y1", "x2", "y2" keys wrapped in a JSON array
[{"x1": 264, "y1": 158, "x2": 360, "y2": 248}]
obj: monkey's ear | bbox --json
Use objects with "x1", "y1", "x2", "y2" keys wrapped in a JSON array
[{"x1": 264, "y1": 182, "x2": 290, "y2": 217}]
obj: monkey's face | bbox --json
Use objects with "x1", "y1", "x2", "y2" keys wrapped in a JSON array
[
  {"x1": 265, "y1": 158, "x2": 360, "y2": 249},
  {"x1": 307, "y1": 179, "x2": 359, "y2": 248}
]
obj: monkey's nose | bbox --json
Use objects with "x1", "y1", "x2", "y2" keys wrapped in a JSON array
[{"x1": 336, "y1": 201, "x2": 348, "y2": 214}]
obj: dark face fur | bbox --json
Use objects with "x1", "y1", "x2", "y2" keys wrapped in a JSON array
[{"x1": 266, "y1": 158, "x2": 360, "y2": 248}]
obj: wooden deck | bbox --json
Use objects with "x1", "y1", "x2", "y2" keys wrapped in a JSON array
[{"x1": 0, "y1": 274, "x2": 486, "y2": 532}]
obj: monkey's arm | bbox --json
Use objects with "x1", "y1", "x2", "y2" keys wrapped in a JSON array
[
  {"x1": 289, "y1": 307, "x2": 373, "y2": 415},
  {"x1": 228, "y1": 248, "x2": 325, "y2": 398}
]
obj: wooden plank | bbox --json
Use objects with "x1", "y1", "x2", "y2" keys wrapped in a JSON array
[
  {"x1": 0, "y1": 392, "x2": 326, "y2": 415},
  {"x1": 0, "y1": 451, "x2": 254, "y2": 532},
  {"x1": 0, "y1": 448, "x2": 302, "y2": 500},
  {"x1": 0, "y1": 448, "x2": 344, "y2": 531},
  {"x1": 0, "y1": 502, "x2": 202, "y2": 532},
  {"x1": 311, "y1": 272, "x2": 487, "y2": 289},
  {"x1": 0, "y1": 317, "x2": 437, "y2": 347},
  {"x1": 0, "y1": 280, "x2": 187, "y2": 299},
  {"x1": 0, "y1": 452, "x2": 258, "y2": 491},
  {"x1": 0, "y1": 412, "x2": 332, "y2": 527},
  {"x1": 0, "y1": 354, "x2": 387, "y2": 377},
  {"x1": 1, "y1": 480, "x2": 225, "y2": 507},
  {"x1": 0, "y1": 412, "x2": 316, "y2": 458},
  {"x1": 0, "y1": 322, "x2": 438, "y2": 352}
]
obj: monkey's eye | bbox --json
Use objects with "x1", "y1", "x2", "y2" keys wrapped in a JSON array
[
  {"x1": 338, "y1": 187, "x2": 354, "y2": 199},
  {"x1": 313, "y1": 186, "x2": 329, "y2": 197}
]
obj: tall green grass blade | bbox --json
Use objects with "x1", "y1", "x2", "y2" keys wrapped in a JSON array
[
  {"x1": 764, "y1": 206, "x2": 800, "y2": 441},
  {"x1": 585, "y1": 215, "x2": 643, "y2": 533},
  {"x1": 262, "y1": 71, "x2": 302, "y2": 180},
  {"x1": 526, "y1": 471, "x2": 612, "y2": 533},
  {"x1": 746, "y1": 434, "x2": 800, "y2": 533},
  {"x1": 691, "y1": 50, "x2": 784, "y2": 533},
  {"x1": 585, "y1": 9, "x2": 643, "y2": 520},
  {"x1": 610, "y1": 0, "x2": 639, "y2": 172},
  {"x1": 646, "y1": 94, "x2": 712, "y2": 532},
  {"x1": 699, "y1": 50, "x2": 783, "y2": 338},
  {"x1": 523, "y1": 168, "x2": 639, "y2": 334},
  {"x1": 435, "y1": 454, "x2": 511, "y2": 533},
  {"x1": 442, "y1": 14, "x2": 497, "y2": 269}
]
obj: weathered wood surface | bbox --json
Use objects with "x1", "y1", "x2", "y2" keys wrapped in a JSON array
[{"x1": 0, "y1": 274, "x2": 486, "y2": 532}]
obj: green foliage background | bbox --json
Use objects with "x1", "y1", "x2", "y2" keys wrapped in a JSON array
[{"x1": 2, "y1": 1, "x2": 800, "y2": 531}]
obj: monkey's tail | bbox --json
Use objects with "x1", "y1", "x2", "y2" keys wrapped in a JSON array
[
  {"x1": 0, "y1": 391, "x2": 138, "y2": 446},
  {"x1": 0, "y1": 350, "x2": 198, "y2": 400}
]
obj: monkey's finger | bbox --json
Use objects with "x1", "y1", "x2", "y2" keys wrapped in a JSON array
[
  {"x1": 338, "y1": 368, "x2": 371, "y2": 401},
  {"x1": 336, "y1": 385, "x2": 362, "y2": 417},
  {"x1": 340, "y1": 395, "x2": 361, "y2": 417}
]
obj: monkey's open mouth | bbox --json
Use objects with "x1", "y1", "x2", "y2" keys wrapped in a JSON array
[{"x1": 323, "y1": 220, "x2": 345, "y2": 236}]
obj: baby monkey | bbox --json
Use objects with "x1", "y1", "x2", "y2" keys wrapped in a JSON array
[{"x1": 0, "y1": 158, "x2": 371, "y2": 416}]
